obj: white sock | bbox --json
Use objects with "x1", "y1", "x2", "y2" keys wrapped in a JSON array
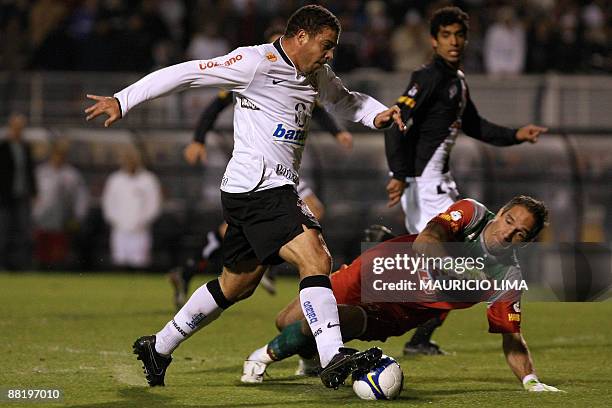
[
  {"x1": 202, "y1": 231, "x2": 221, "y2": 259},
  {"x1": 299, "y1": 278, "x2": 343, "y2": 368},
  {"x1": 155, "y1": 282, "x2": 224, "y2": 355},
  {"x1": 248, "y1": 345, "x2": 274, "y2": 364}
]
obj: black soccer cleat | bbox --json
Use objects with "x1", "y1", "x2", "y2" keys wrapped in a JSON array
[
  {"x1": 133, "y1": 335, "x2": 172, "y2": 386},
  {"x1": 320, "y1": 347, "x2": 382, "y2": 389}
]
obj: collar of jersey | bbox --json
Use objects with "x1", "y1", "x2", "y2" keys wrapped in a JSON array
[
  {"x1": 273, "y1": 37, "x2": 303, "y2": 80},
  {"x1": 433, "y1": 54, "x2": 459, "y2": 77}
]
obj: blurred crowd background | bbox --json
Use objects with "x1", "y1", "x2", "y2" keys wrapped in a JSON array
[
  {"x1": 1, "y1": 0, "x2": 612, "y2": 74},
  {"x1": 0, "y1": 0, "x2": 611, "y2": 275}
]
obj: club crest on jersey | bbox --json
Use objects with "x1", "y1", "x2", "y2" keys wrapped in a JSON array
[
  {"x1": 266, "y1": 52, "x2": 278, "y2": 62},
  {"x1": 407, "y1": 84, "x2": 419, "y2": 97},
  {"x1": 272, "y1": 124, "x2": 307, "y2": 145},
  {"x1": 450, "y1": 210, "x2": 463, "y2": 221}
]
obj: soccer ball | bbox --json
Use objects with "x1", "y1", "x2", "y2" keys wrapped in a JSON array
[{"x1": 352, "y1": 355, "x2": 404, "y2": 400}]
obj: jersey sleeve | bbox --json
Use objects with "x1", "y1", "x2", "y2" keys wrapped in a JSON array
[
  {"x1": 384, "y1": 69, "x2": 437, "y2": 179},
  {"x1": 461, "y1": 90, "x2": 519, "y2": 146},
  {"x1": 316, "y1": 65, "x2": 387, "y2": 129},
  {"x1": 114, "y1": 47, "x2": 262, "y2": 117},
  {"x1": 427, "y1": 199, "x2": 478, "y2": 238},
  {"x1": 193, "y1": 90, "x2": 233, "y2": 144},
  {"x1": 394, "y1": 69, "x2": 436, "y2": 125},
  {"x1": 312, "y1": 102, "x2": 343, "y2": 136},
  {"x1": 486, "y1": 301, "x2": 521, "y2": 333}
]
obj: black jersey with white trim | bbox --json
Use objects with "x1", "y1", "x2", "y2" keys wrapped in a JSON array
[{"x1": 385, "y1": 55, "x2": 519, "y2": 180}]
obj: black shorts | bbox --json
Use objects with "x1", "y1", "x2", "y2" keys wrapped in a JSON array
[{"x1": 221, "y1": 185, "x2": 321, "y2": 268}]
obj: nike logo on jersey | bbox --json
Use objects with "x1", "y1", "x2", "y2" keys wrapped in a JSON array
[
  {"x1": 272, "y1": 79, "x2": 287, "y2": 85},
  {"x1": 327, "y1": 322, "x2": 340, "y2": 329}
]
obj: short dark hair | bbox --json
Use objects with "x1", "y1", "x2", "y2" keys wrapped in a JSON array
[
  {"x1": 501, "y1": 195, "x2": 549, "y2": 240},
  {"x1": 430, "y1": 6, "x2": 469, "y2": 38},
  {"x1": 285, "y1": 5, "x2": 340, "y2": 38}
]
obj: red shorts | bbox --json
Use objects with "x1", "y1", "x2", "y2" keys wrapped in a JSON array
[{"x1": 331, "y1": 262, "x2": 448, "y2": 341}]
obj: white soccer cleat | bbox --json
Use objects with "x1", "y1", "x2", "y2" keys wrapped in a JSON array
[
  {"x1": 241, "y1": 360, "x2": 268, "y2": 383},
  {"x1": 294, "y1": 356, "x2": 321, "y2": 377}
]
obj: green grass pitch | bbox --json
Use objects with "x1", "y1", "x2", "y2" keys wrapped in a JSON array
[{"x1": 1, "y1": 272, "x2": 611, "y2": 407}]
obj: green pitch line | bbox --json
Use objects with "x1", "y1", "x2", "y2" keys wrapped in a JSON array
[{"x1": 1, "y1": 272, "x2": 611, "y2": 407}]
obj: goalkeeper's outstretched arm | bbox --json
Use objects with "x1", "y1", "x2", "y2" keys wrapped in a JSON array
[{"x1": 502, "y1": 332, "x2": 563, "y2": 392}]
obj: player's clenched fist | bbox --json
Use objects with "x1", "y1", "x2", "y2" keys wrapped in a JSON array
[{"x1": 85, "y1": 94, "x2": 121, "y2": 127}]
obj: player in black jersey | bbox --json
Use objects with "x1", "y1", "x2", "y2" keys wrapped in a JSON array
[{"x1": 384, "y1": 6, "x2": 548, "y2": 356}]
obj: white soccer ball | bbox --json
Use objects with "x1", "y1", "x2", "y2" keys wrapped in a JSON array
[{"x1": 352, "y1": 355, "x2": 404, "y2": 400}]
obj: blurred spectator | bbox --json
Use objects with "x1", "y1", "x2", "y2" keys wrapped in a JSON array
[
  {"x1": 29, "y1": 0, "x2": 68, "y2": 49},
  {"x1": 1, "y1": 0, "x2": 611, "y2": 74},
  {"x1": 33, "y1": 141, "x2": 89, "y2": 268},
  {"x1": 29, "y1": 0, "x2": 72, "y2": 69},
  {"x1": 0, "y1": 1, "x2": 29, "y2": 71},
  {"x1": 186, "y1": 24, "x2": 230, "y2": 61},
  {"x1": 462, "y1": 11, "x2": 485, "y2": 73},
  {"x1": 102, "y1": 146, "x2": 161, "y2": 269},
  {"x1": 390, "y1": 9, "x2": 431, "y2": 72},
  {"x1": 0, "y1": 113, "x2": 37, "y2": 270},
  {"x1": 554, "y1": 1, "x2": 581, "y2": 72},
  {"x1": 362, "y1": 0, "x2": 393, "y2": 71},
  {"x1": 526, "y1": 16, "x2": 557, "y2": 73},
  {"x1": 483, "y1": 7, "x2": 526, "y2": 75},
  {"x1": 332, "y1": 12, "x2": 364, "y2": 72}
]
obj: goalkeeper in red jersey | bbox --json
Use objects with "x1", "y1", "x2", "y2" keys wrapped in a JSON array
[{"x1": 241, "y1": 195, "x2": 563, "y2": 392}]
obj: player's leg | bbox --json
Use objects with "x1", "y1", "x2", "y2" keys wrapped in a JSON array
[
  {"x1": 135, "y1": 261, "x2": 266, "y2": 386},
  {"x1": 275, "y1": 296, "x2": 303, "y2": 331},
  {"x1": 403, "y1": 177, "x2": 457, "y2": 354},
  {"x1": 404, "y1": 312, "x2": 449, "y2": 355},
  {"x1": 259, "y1": 188, "x2": 325, "y2": 296},
  {"x1": 400, "y1": 179, "x2": 423, "y2": 234},
  {"x1": 241, "y1": 305, "x2": 367, "y2": 383},
  {"x1": 278, "y1": 229, "x2": 381, "y2": 388},
  {"x1": 135, "y1": 219, "x2": 265, "y2": 387},
  {"x1": 168, "y1": 222, "x2": 226, "y2": 309}
]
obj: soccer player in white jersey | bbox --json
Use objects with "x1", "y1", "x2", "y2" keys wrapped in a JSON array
[{"x1": 85, "y1": 5, "x2": 405, "y2": 389}]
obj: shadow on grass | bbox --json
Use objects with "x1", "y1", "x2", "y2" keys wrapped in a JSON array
[
  {"x1": 68, "y1": 387, "x2": 178, "y2": 408},
  {"x1": 65, "y1": 386, "x2": 405, "y2": 408}
]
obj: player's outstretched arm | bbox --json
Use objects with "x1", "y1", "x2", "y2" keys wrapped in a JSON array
[
  {"x1": 502, "y1": 333, "x2": 564, "y2": 392},
  {"x1": 85, "y1": 95, "x2": 121, "y2": 127}
]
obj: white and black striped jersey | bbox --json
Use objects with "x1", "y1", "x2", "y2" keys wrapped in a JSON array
[{"x1": 115, "y1": 39, "x2": 387, "y2": 193}]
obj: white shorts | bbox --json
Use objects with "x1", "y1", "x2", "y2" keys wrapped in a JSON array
[
  {"x1": 110, "y1": 229, "x2": 152, "y2": 268},
  {"x1": 400, "y1": 173, "x2": 459, "y2": 234}
]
